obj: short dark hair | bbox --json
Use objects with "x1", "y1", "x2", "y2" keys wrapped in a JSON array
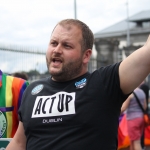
[
  {"x1": 12, "y1": 72, "x2": 28, "y2": 80},
  {"x1": 53, "y1": 19, "x2": 94, "y2": 52}
]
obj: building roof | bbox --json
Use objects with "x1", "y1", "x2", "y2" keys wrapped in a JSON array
[
  {"x1": 129, "y1": 10, "x2": 150, "y2": 22},
  {"x1": 94, "y1": 10, "x2": 150, "y2": 39}
]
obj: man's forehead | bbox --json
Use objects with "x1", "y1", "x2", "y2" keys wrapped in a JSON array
[
  {"x1": 55, "y1": 24, "x2": 80, "y2": 32},
  {"x1": 51, "y1": 25, "x2": 81, "y2": 38}
]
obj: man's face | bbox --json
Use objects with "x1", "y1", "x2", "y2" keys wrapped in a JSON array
[{"x1": 46, "y1": 24, "x2": 84, "y2": 81}]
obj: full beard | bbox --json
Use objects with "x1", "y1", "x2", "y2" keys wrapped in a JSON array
[{"x1": 46, "y1": 57, "x2": 83, "y2": 82}]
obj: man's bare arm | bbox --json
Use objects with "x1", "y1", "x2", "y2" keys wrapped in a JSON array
[
  {"x1": 6, "y1": 121, "x2": 26, "y2": 150},
  {"x1": 121, "y1": 94, "x2": 132, "y2": 113},
  {"x1": 119, "y1": 35, "x2": 150, "y2": 94}
]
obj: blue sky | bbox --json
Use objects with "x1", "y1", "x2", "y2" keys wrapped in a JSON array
[{"x1": 0, "y1": 0, "x2": 150, "y2": 73}]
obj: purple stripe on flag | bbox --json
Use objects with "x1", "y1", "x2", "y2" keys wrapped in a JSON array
[
  {"x1": 0, "y1": 70, "x2": 2, "y2": 87},
  {"x1": 0, "y1": 106, "x2": 14, "y2": 112}
]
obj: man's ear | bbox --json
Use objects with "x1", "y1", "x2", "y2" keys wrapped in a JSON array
[{"x1": 83, "y1": 49, "x2": 92, "y2": 63}]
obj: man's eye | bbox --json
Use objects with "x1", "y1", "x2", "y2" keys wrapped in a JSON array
[
  {"x1": 65, "y1": 44, "x2": 71, "y2": 48},
  {"x1": 51, "y1": 42, "x2": 57, "y2": 46}
]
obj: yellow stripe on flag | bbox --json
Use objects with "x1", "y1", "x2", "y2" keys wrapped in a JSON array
[{"x1": 5, "y1": 76, "x2": 14, "y2": 138}]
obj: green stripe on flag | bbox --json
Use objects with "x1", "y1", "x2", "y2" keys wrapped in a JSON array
[{"x1": 0, "y1": 73, "x2": 7, "y2": 138}]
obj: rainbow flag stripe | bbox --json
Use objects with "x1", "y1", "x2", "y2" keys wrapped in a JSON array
[{"x1": 0, "y1": 70, "x2": 29, "y2": 138}]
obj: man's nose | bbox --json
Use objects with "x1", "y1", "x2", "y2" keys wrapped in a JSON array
[{"x1": 53, "y1": 44, "x2": 62, "y2": 53}]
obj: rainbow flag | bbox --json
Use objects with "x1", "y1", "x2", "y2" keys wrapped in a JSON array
[{"x1": 0, "y1": 70, "x2": 29, "y2": 138}]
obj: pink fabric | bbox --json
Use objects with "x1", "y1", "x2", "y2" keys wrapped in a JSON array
[{"x1": 127, "y1": 117, "x2": 144, "y2": 141}]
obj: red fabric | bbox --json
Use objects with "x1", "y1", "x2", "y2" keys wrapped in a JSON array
[
  {"x1": 144, "y1": 125, "x2": 150, "y2": 146},
  {"x1": 118, "y1": 114, "x2": 130, "y2": 150},
  {"x1": 118, "y1": 114, "x2": 150, "y2": 149}
]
